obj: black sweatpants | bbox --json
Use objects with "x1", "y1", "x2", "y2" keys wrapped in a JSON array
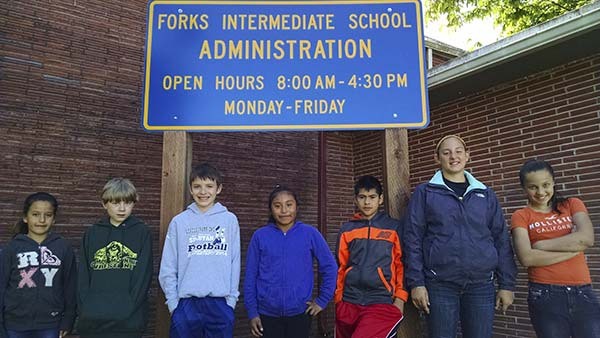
[{"x1": 260, "y1": 313, "x2": 312, "y2": 338}]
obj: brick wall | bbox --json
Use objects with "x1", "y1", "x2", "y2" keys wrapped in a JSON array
[
  {"x1": 320, "y1": 130, "x2": 391, "y2": 337},
  {"x1": 324, "y1": 130, "x2": 388, "y2": 246},
  {"x1": 3, "y1": 1, "x2": 599, "y2": 338},
  {"x1": 190, "y1": 132, "x2": 322, "y2": 337},
  {"x1": 0, "y1": 1, "x2": 335, "y2": 337},
  {"x1": 1, "y1": 1, "x2": 165, "y2": 335},
  {"x1": 408, "y1": 54, "x2": 600, "y2": 338},
  {"x1": 431, "y1": 50, "x2": 457, "y2": 68},
  {"x1": 353, "y1": 131, "x2": 385, "y2": 182}
]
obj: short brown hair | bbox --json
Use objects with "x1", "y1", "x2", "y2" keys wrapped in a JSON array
[
  {"x1": 189, "y1": 162, "x2": 223, "y2": 187},
  {"x1": 101, "y1": 178, "x2": 138, "y2": 204}
]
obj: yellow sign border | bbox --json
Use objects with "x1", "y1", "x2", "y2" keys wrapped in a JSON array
[{"x1": 143, "y1": 0, "x2": 428, "y2": 131}]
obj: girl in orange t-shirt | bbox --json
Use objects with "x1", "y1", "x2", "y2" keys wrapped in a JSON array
[{"x1": 511, "y1": 159, "x2": 600, "y2": 338}]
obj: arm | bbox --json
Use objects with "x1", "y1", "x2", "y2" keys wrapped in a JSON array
[
  {"x1": 158, "y1": 219, "x2": 179, "y2": 313},
  {"x1": 243, "y1": 233, "x2": 260, "y2": 320},
  {"x1": 130, "y1": 228, "x2": 153, "y2": 310},
  {"x1": 392, "y1": 232, "x2": 408, "y2": 304},
  {"x1": 0, "y1": 247, "x2": 11, "y2": 338},
  {"x1": 403, "y1": 187, "x2": 430, "y2": 313},
  {"x1": 60, "y1": 244, "x2": 78, "y2": 332},
  {"x1": 533, "y1": 211, "x2": 594, "y2": 252},
  {"x1": 333, "y1": 230, "x2": 350, "y2": 303},
  {"x1": 77, "y1": 231, "x2": 91, "y2": 308},
  {"x1": 403, "y1": 186, "x2": 427, "y2": 290},
  {"x1": 488, "y1": 191, "x2": 517, "y2": 291},
  {"x1": 227, "y1": 217, "x2": 241, "y2": 309},
  {"x1": 512, "y1": 227, "x2": 579, "y2": 267},
  {"x1": 311, "y1": 230, "x2": 337, "y2": 314}
]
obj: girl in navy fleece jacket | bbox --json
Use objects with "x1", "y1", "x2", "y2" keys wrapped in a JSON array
[
  {"x1": 404, "y1": 135, "x2": 517, "y2": 338},
  {"x1": 244, "y1": 185, "x2": 337, "y2": 338}
]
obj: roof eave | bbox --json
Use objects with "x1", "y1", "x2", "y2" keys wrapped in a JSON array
[{"x1": 428, "y1": 1, "x2": 600, "y2": 89}]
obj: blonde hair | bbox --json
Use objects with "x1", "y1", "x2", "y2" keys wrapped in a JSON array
[
  {"x1": 101, "y1": 178, "x2": 138, "y2": 204},
  {"x1": 435, "y1": 135, "x2": 467, "y2": 155}
]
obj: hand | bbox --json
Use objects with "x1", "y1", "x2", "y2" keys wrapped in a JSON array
[
  {"x1": 393, "y1": 298, "x2": 405, "y2": 313},
  {"x1": 59, "y1": 331, "x2": 69, "y2": 338},
  {"x1": 250, "y1": 316, "x2": 264, "y2": 337},
  {"x1": 495, "y1": 289, "x2": 514, "y2": 314},
  {"x1": 411, "y1": 286, "x2": 430, "y2": 314},
  {"x1": 305, "y1": 300, "x2": 323, "y2": 316}
]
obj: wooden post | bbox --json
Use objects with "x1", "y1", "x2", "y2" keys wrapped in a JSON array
[
  {"x1": 383, "y1": 129, "x2": 411, "y2": 217},
  {"x1": 383, "y1": 128, "x2": 424, "y2": 338},
  {"x1": 156, "y1": 131, "x2": 193, "y2": 338}
]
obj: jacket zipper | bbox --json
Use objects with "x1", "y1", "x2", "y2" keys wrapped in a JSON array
[
  {"x1": 432, "y1": 184, "x2": 485, "y2": 282},
  {"x1": 453, "y1": 188, "x2": 475, "y2": 281},
  {"x1": 34, "y1": 245, "x2": 41, "y2": 326},
  {"x1": 281, "y1": 230, "x2": 287, "y2": 317},
  {"x1": 439, "y1": 186, "x2": 469, "y2": 279},
  {"x1": 361, "y1": 222, "x2": 371, "y2": 304}
]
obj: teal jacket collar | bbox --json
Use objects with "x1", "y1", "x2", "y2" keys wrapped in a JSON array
[{"x1": 429, "y1": 170, "x2": 487, "y2": 195}]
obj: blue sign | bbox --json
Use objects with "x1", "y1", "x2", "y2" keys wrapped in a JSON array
[{"x1": 142, "y1": 0, "x2": 429, "y2": 131}]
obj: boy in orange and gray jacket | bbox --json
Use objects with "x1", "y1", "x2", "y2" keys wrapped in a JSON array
[{"x1": 335, "y1": 175, "x2": 408, "y2": 338}]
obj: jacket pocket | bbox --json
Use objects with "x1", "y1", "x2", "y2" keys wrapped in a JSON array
[
  {"x1": 79, "y1": 291, "x2": 134, "y2": 322},
  {"x1": 257, "y1": 285, "x2": 283, "y2": 315},
  {"x1": 116, "y1": 301, "x2": 148, "y2": 331},
  {"x1": 425, "y1": 239, "x2": 450, "y2": 269},
  {"x1": 4, "y1": 289, "x2": 33, "y2": 318},
  {"x1": 342, "y1": 266, "x2": 354, "y2": 283},
  {"x1": 377, "y1": 267, "x2": 392, "y2": 292},
  {"x1": 36, "y1": 290, "x2": 63, "y2": 325},
  {"x1": 343, "y1": 266, "x2": 357, "y2": 287}
]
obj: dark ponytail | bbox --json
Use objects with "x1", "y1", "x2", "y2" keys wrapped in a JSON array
[
  {"x1": 13, "y1": 192, "x2": 58, "y2": 236},
  {"x1": 518, "y1": 159, "x2": 566, "y2": 213}
]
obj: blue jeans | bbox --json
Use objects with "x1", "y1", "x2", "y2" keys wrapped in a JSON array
[
  {"x1": 6, "y1": 328, "x2": 58, "y2": 338},
  {"x1": 528, "y1": 282, "x2": 600, "y2": 338},
  {"x1": 426, "y1": 280, "x2": 495, "y2": 338}
]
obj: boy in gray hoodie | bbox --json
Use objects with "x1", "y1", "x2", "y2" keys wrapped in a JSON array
[{"x1": 159, "y1": 163, "x2": 241, "y2": 338}]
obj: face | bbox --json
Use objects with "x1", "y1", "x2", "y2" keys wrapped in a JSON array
[
  {"x1": 190, "y1": 177, "x2": 222, "y2": 212},
  {"x1": 24, "y1": 201, "x2": 55, "y2": 241},
  {"x1": 103, "y1": 200, "x2": 134, "y2": 226},
  {"x1": 436, "y1": 137, "x2": 469, "y2": 177},
  {"x1": 270, "y1": 192, "x2": 297, "y2": 229},
  {"x1": 523, "y1": 170, "x2": 555, "y2": 209},
  {"x1": 355, "y1": 188, "x2": 384, "y2": 220}
]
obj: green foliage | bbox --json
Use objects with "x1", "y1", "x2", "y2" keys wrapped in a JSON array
[{"x1": 426, "y1": 0, "x2": 595, "y2": 35}]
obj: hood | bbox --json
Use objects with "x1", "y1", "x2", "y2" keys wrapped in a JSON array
[
  {"x1": 95, "y1": 215, "x2": 146, "y2": 230},
  {"x1": 187, "y1": 201, "x2": 228, "y2": 216},
  {"x1": 13, "y1": 232, "x2": 62, "y2": 245}
]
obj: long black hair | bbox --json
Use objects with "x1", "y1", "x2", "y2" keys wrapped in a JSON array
[
  {"x1": 13, "y1": 192, "x2": 58, "y2": 235},
  {"x1": 518, "y1": 159, "x2": 566, "y2": 213},
  {"x1": 267, "y1": 185, "x2": 299, "y2": 224}
]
